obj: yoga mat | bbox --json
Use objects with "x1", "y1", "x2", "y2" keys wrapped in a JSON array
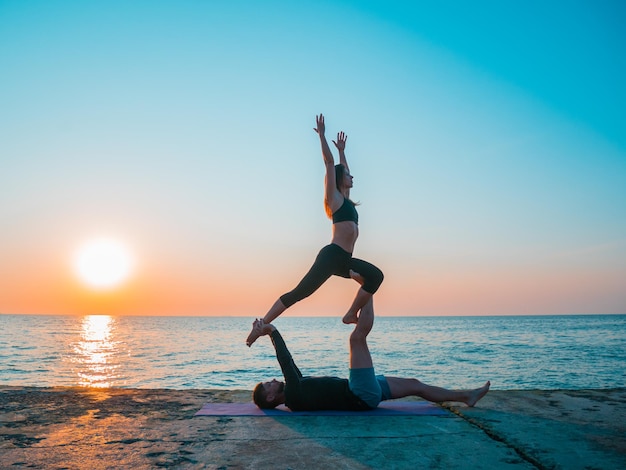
[{"x1": 194, "y1": 401, "x2": 448, "y2": 417}]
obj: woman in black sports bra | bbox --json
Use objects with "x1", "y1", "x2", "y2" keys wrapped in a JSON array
[{"x1": 246, "y1": 114, "x2": 383, "y2": 346}]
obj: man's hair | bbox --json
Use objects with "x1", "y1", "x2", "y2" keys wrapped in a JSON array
[{"x1": 253, "y1": 382, "x2": 278, "y2": 409}]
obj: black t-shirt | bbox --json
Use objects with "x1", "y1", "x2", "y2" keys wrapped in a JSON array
[{"x1": 270, "y1": 330, "x2": 370, "y2": 411}]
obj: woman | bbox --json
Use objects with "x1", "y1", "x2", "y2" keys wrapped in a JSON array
[{"x1": 246, "y1": 114, "x2": 383, "y2": 346}]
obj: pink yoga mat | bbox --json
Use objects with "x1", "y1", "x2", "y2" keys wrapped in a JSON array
[{"x1": 194, "y1": 401, "x2": 448, "y2": 416}]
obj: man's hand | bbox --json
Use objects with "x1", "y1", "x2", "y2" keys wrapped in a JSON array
[
  {"x1": 314, "y1": 113, "x2": 326, "y2": 135},
  {"x1": 332, "y1": 131, "x2": 347, "y2": 151},
  {"x1": 254, "y1": 319, "x2": 276, "y2": 336}
]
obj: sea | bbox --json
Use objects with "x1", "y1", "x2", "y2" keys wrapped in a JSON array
[{"x1": 1, "y1": 314, "x2": 625, "y2": 391}]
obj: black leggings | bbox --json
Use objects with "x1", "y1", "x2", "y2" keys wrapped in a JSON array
[{"x1": 279, "y1": 244, "x2": 384, "y2": 308}]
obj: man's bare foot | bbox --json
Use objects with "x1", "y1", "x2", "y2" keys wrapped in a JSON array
[
  {"x1": 342, "y1": 311, "x2": 359, "y2": 324},
  {"x1": 466, "y1": 381, "x2": 491, "y2": 407}
]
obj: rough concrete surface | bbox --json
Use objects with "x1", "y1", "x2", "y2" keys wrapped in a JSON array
[{"x1": 1, "y1": 387, "x2": 624, "y2": 469}]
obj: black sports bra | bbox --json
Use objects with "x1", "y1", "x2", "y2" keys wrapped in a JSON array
[{"x1": 332, "y1": 198, "x2": 358, "y2": 224}]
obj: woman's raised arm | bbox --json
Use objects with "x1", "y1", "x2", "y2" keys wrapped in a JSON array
[
  {"x1": 314, "y1": 114, "x2": 341, "y2": 211},
  {"x1": 333, "y1": 131, "x2": 349, "y2": 174}
]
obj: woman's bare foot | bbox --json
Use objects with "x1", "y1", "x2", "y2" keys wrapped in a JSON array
[
  {"x1": 341, "y1": 269, "x2": 365, "y2": 325},
  {"x1": 466, "y1": 381, "x2": 491, "y2": 407},
  {"x1": 342, "y1": 271, "x2": 365, "y2": 324},
  {"x1": 246, "y1": 325, "x2": 261, "y2": 347},
  {"x1": 342, "y1": 311, "x2": 359, "y2": 324},
  {"x1": 350, "y1": 270, "x2": 365, "y2": 285}
]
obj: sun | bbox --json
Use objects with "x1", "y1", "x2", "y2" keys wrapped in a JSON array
[{"x1": 74, "y1": 238, "x2": 134, "y2": 290}]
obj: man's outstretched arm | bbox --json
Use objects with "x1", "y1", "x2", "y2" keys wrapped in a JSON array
[{"x1": 252, "y1": 320, "x2": 302, "y2": 381}]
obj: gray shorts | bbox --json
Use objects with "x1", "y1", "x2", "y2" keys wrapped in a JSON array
[{"x1": 348, "y1": 367, "x2": 392, "y2": 408}]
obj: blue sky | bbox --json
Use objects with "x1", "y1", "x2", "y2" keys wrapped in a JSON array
[{"x1": 1, "y1": 0, "x2": 624, "y2": 316}]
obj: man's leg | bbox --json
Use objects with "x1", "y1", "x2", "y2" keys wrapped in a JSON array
[
  {"x1": 385, "y1": 377, "x2": 491, "y2": 407},
  {"x1": 349, "y1": 297, "x2": 374, "y2": 369},
  {"x1": 348, "y1": 297, "x2": 384, "y2": 408}
]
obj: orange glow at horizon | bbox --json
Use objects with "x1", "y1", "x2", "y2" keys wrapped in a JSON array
[{"x1": 0, "y1": 243, "x2": 623, "y2": 316}]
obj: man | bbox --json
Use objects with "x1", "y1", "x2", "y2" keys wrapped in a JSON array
[{"x1": 251, "y1": 299, "x2": 490, "y2": 411}]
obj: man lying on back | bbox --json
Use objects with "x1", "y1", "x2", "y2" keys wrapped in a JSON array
[{"x1": 251, "y1": 299, "x2": 490, "y2": 411}]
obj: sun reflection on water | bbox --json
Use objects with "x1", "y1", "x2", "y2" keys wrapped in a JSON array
[{"x1": 73, "y1": 315, "x2": 119, "y2": 388}]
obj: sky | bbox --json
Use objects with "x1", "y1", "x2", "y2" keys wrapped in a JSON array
[{"x1": 1, "y1": 0, "x2": 625, "y2": 317}]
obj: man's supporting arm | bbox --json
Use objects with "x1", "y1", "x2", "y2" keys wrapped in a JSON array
[{"x1": 270, "y1": 329, "x2": 303, "y2": 382}]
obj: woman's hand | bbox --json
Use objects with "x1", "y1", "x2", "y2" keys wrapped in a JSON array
[
  {"x1": 333, "y1": 131, "x2": 347, "y2": 151},
  {"x1": 314, "y1": 113, "x2": 326, "y2": 135}
]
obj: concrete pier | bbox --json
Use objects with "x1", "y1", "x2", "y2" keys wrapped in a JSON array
[{"x1": 1, "y1": 387, "x2": 624, "y2": 469}]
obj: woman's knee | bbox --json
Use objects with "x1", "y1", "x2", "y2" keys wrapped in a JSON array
[
  {"x1": 280, "y1": 288, "x2": 313, "y2": 308},
  {"x1": 363, "y1": 267, "x2": 384, "y2": 294},
  {"x1": 279, "y1": 290, "x2": 306, "y2": 308}
]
